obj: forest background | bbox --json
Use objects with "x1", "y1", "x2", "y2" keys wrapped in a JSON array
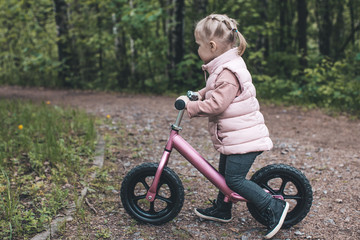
[{"x1": 0, "y1": 0, "x2": 359, "y2": 115}]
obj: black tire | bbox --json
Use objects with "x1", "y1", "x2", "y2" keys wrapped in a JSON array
[
  {"x1": 120, "y1": 163, "x2": 184, "y2": 225},
  {"x1": 246, "y1": 164, "x2": 313, "y2": 229}
]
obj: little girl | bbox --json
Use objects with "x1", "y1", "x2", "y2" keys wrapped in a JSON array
[{"x1": 177, "y1": 14, "x2": 289, "y2": 239}]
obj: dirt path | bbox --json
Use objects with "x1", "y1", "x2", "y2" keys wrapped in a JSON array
[{"x1": 1, "y1": 86, "x2": 359, "y2": 239}]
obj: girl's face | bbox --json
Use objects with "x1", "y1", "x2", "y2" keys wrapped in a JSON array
[{"x1": 195, "y1": 36, "x2": 215, "y2": 64}]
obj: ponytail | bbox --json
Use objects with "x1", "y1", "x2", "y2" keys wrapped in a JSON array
[
  {"x1": 236, "y1": 31, "x2": 247, "y2": 56},
  {"x1": 229, "y1": 18, "x2": 247, "y2": 56}
]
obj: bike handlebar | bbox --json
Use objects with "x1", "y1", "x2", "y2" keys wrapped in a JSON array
[
  {"x1": 175, "y1": 91, "x2": 199, "y2": 110},
  {"x1": 174, "y1": 99, "x2": 186, "y2": 110}
]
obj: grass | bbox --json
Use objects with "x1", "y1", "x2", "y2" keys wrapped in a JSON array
[
  {"x1": 63, "y1": 118, "x2": 129, "y2": 239},
  {"x1": 0, "y1": 99, "x2": 96, "y2": 239}
]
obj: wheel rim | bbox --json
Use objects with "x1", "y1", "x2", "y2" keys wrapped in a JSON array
[
  {"x1": 258, "y1": 172, "x2": 308, "y2": 221},
  {"x1": 126, "y1": 171, "x2": 178, "y2": 221}
]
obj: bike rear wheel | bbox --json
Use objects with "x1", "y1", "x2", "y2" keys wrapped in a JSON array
[
  {"x1": 246, "y1": 164, "x2": 313, "y2": 228},
  {"x1": 120, "y1": 163, "x2": 184, "y2": 225}
]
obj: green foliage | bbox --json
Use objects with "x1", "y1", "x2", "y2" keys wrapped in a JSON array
[
  {"x1": 265, "y1": 52, "x2": 301, "y2": 79},
  {"x1": 256, "y1": 54, "x2": 360, "y2": 115},
  {"x1": 0, "y1": 0, "x2": 359, "y2": 115},
  {"x1": 0, "y1": 0, "x2": 59, "y2": 87},
  {"x1": 0, "y1": 100, "x2": 96, "y2": 239},
  {"x1": 174, "y1": 53, "x2": 204, "y2": 92},
  {"x1": 302, "y1": 57, "x2": 360, "y2": 114}
]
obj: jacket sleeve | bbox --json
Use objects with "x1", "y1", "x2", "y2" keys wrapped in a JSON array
[
  {"x1": 187, "y1": 70, "x2": 239, "y2": 118},
  {"x1": 197, "y1": 87, "x2": 206, "y2": 100}
]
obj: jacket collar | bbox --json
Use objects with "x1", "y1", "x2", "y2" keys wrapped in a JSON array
[{"x1": 202, "y1": 48, "x2": 239, "y2": 74}]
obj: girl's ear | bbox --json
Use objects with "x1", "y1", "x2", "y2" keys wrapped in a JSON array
[{"x1": 209, "y1": 41, "x2": 217, "y2": 52}]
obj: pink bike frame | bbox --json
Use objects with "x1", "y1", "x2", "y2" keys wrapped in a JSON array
[
  {"x1": 145, "y1": 128, "x2": 247, "y2": 203},
  {"x1": 145, "y1": 106, "x2": 283, "y2": 203}
]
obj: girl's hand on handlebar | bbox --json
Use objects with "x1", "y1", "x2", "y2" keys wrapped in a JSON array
[
  {"x1": 187, "y1": 91, "x2": 202, "y2": 101},
  {"x1": 176, "y1": 96, "x2": 189, "y2": 108},
  {"x1": 194, "y1": 92, "x2": 202, "y2": 101}
]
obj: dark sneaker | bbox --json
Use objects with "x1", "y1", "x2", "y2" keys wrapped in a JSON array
[
  {"x1": 194, "y1": 200, "x2": 232, "y2": 223},
  {"x1": 264, "y1": 199, "x2": 289, "y2": 239}
]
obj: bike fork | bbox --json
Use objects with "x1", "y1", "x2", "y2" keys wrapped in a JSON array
[
  {"x1": 145, "y1": 150, "x2": 171, "y2": 201},
  {"x1": 145, "y1": 130, "x2": 176, "y2": 202}
]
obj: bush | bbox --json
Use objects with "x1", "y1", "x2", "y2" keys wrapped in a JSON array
[{"x1": 255, "y1": 56, "x2": 360, "y2": 116}]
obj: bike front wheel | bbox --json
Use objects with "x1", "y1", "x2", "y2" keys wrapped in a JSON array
[
  {"x1": 246, "y1": 164, "x2": 313, "y2": 228},
  {"x1": 120, "y1": 163, "x2": 184, "y2": 225}
]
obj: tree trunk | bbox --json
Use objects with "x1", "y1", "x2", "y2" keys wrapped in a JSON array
[
  {"x1": 335, "y1": 23, "x2": 360, "y2": 59},
  {"x1": 189, "y1": 0, "x2": 207, "y2": 54},
  {"x1": 96, "y1": 4, "x2": 103, "y2": 83},
  {"x1": 258, "y1": 0, "x2": 269, "y2": 58},
  {"x1": 279, "y1": 0, "x2": 296, "y2": 52},
  {"x1": 279, "y1": 0, "x2": 286, "y2": 51},
  {"x1": 297, "y1": 0, "x2": 308, "y2": 68},
  {"x1": 167, "y1": 0, "x2": 174, "y2": 74},
  {"x1": 173, "y1": 0, "x2": 185, "y2": 65},
  {"x1": 332, "y1": 2, "x2": 345, "y2": 58},
  {"x1": 286, "y1": 0, "x2": 295, "y2": 51},
  {"x1": 194, "y1": 0, "x2": 207, "y2": 18},
  {"x1": 129, "y1": 0, "x2": 136, "y2": 77},
  {"x1": 315, "y1": 0, "x2": 332, "y2": 56},
  {"x1": 167, "y1": 0, "x2": 185, "y2": 87},
  {"x1": 166, "y1": 0, "x2": 185, "y2": 86},
  {"x1": 112, "y1": 13, "x2": 129, "y2": 88},
  {"x1": 53, "y1": 0, "x2": 73, "y2": 87},
  {"x1": 348, "y1": 0, "x2": 355, "y2": 45},
  {"x1": 158, "y1": 0, "x2": 169, "y2": 79}
]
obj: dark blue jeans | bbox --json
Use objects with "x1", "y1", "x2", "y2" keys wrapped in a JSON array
[{"x1": 215, "y1": 152, "x2": 272, "y2": 212}]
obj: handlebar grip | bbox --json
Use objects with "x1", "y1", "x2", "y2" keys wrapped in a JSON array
[{"x1": 174, "y1": 99, "x2": 186, "y2": 110}]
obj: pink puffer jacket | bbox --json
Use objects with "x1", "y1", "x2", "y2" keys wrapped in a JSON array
[{"x1": 200, "y1": 48, "x2": 273, "y2": 155}]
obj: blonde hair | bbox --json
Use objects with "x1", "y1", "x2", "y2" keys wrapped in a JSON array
[{"x1": 195, "y1": 14, "x2": 247, "y2": 56}]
